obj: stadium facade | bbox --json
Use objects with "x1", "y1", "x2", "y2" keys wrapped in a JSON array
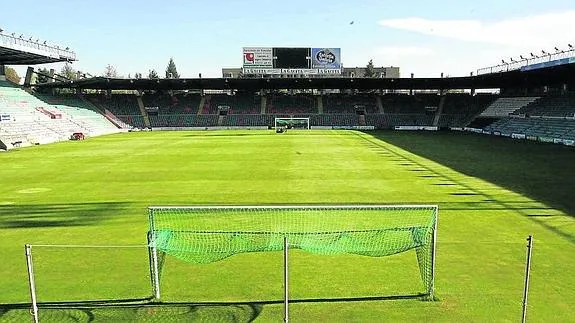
[{"x1": 1, "y1": 34, "x2": 575, "y2": 151}]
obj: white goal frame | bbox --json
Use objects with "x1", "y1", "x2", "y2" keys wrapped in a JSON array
[
  {"x1": 274, "y1": 117, "x2": 310, "y2": 130},
  {"x1": 148, "y1": 204, "x2": 438, "y2": 322}
]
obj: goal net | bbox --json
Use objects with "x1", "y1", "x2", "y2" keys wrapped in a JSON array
[
  {"x1": 148, "y1": 205, "x2": 438, "y2": 300},
  {"x1": 274, "y1": 117, "x2": 310, "y2": 131}
]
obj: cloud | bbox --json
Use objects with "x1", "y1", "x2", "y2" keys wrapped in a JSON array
[{"x1": 379, "y1": 11, "x2": 575, "y2": 49}]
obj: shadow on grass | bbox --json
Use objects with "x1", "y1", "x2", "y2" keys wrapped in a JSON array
[
  {"x1": 365, "y1": 131, "x2": 575, "y2": 215},
  {"x1": 184, "y1": 132, "x2": 275, "y2": 138},
  {"x1": 0, "y1": 303, "x2": 262, "y2": 323},
  {"x1": 357, "y1": 131, "x2": 575, "y2": 243},
  {"x1": 0, "y1": 294, "x2": 425, "y2": 322},
  {"x1": 0, "y1": 202, "x2": 132, "y2": 229}
]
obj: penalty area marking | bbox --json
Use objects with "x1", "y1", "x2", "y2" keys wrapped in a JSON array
[{"x1": 17, "y1": 188, "x2": 51, "y2": 194}]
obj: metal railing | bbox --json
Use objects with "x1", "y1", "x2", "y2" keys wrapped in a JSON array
[
  {"x1": 477, "y1": 48, "x2": 575, "y2": 75},
  {"x1": 0, "y1": 32, "x2": 76, "y2": 61}
]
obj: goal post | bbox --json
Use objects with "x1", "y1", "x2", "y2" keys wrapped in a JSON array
[
  {"x1": 24, "y1": 244, "x2": 158, "y2": 317},
  {"x1": 274, "y1": 117, "x2": 310, "y2": 130},
  {"x1": 147, "y1": 205, "x2": 438, "y2": 305}
]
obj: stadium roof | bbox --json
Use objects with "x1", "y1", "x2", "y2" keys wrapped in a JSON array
[
  {"x1": 37, "y1": 61, "x2": 575, "y2": 91},
  {"x1": 0, "y1": 32, "x2": 76, "y2": 65}
]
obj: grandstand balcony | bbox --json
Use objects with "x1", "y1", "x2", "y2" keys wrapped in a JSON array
[
  {"x1": 85, "y1": 94, "x2": 140, "y2": 116},
  {"x1": 142, "y1": 93, "x2": 202, "y2": 115},
  {"x1": 323, "y1": 94, "x2": 378, "y2": 114},
  {"x1": 267, "y1": 95, "x2": 317, "y2": 114},
  {"x1": 199, "y1": 94, "x2": 260, "y2": 115}
]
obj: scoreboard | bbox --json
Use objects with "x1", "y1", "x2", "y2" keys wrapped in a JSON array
[{"x1": 243, "y1": 47, "x2": 341, "y2": 75}]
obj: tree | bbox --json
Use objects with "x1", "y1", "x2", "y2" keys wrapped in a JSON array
[
  {"x1": 103, "y1": 64, "x2": 118, "y2": 78},
  {"x1": 36, "y1": 67, "x2": 51, "y2": 84},
  {"x1": 364, "y1": 59, "x2": 376, "y2": 78},
  {"x1": 165, "y1": 58, "x2": 180, "y2": 79},
  {"x1": 60, "y1": 63, "x2": 77, "y2": 81},
  {"x1": 4, "y1": 67, "x2": 21, "y2": 84},
  {"x1": 134, "y1": 72, "x2": 143, "y2": 79},
  {"x1": 148, "y1": 69, "x2": 159, "y2": 79}
]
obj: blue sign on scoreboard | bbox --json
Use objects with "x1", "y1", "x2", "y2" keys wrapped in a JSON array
[{"x1": 311, "y1": 48, "x2": 341, "y2": 69}]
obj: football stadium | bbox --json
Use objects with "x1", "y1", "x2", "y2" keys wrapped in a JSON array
[{"x1": 1, "y1": 4, "x2": 575, "y2": 322}]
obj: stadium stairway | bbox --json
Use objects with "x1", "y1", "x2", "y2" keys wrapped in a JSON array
[
  {"x1": 77, "y1": 94, "x2": 127, "y2": 129},
  {"x1": 432, "y1": 96, "x2": 446, "y2": 127},
  {"x1": 376, "y1": 96, "x2": 384, "y2": 113},
  {"x1": 317, "y1": 96, "x2": 323, "y2": 114},
  {"x1": 197, "y1": 96, "x2": 206, "y2": 115},
  {"x1": 136, "y1": 96, "x2": 151, "y2": 128},
  {"x1": 260, "y1": 96, "x2": 267, "y2": 114}
]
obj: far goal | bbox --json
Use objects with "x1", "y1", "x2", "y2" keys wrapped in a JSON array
[{"x1": 274, "y1": 117, "x2": 310, "y2": 131}]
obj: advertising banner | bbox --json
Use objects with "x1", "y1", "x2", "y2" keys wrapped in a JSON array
[
  {"x1": 311, "y1": 48, "x2": 341, "y2": 69},
  {"x1": 512, "y1": 133, "x2": 526, "y2": 139},
  {"x1": 242, "y1": 47, "x2": 273, "y2": 68},
  {"x1": 242, "y1": 68, "x2": 341, "y2": 75},
  {"x1": 332, "y1": 126, "x2": 375, "y2": 130}
]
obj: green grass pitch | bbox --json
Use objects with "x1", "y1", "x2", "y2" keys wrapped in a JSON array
[{"x1": 0, "y1": 130, "x2": 574, "y2": 322}]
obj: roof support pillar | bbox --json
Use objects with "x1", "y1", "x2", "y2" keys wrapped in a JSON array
[{"x1": 24, "y1": 66, "x2": 34, "y2": 87}]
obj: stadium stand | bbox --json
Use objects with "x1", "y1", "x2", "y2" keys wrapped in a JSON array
[
  {"x1": 34, "y1": 93, "x2": 120, "y2": 136},
  {"x1": 479, "y1": 97, "x2": 539, "y2": 117},
  {"x1": 85, "y1": 94, "x2": 141, "y2": 128},
  {"x1": 484, "y1": 117, "x2": 575, "y2": 140},
  {"x1": 75, "y1": 92, "x2": 507, "y2": 129},
  {"x1": 365, "y1": 114, "x2": 435, "y2": 129},
  {"x1": 207, "y1": 94, "x2": 260, "y2": 114},
  {"x1": 0, "y1": 81, "x2": 120, "y2": 149},
  {"x1": 379, "y1": 94, "x2": 437, "y2": 114},
  {"x1": 267, "y1": 94, "x2": 317, "y2": 114},
  {"x1": 221, "y1": 114, "x2": 268, "y2": 127},
  {"x1": 323, "y1": 94, "x2": 378, "y2": 114},
  {"x1": 437, "y1": 94, "x2": 498, "y2": 128},
  {"x1": 511, "y1": 95, "x2": 575, "y2": 118},
  {"x1": 142, "y1": 93, "x2": 202, "y2": 115},
  {"x1": 86, "y1": 94, "x2": 140, "y2": 116}
]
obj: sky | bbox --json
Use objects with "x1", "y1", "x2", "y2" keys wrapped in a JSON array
[{"x1": 2, "y1": 0, "x2": 574, "y2": 78}]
